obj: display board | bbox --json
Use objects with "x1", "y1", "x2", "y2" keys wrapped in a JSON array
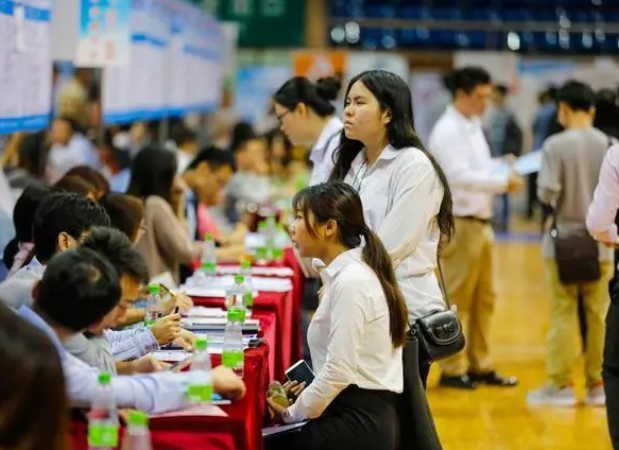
[
  {"x1": 102, "y1": 0, "x2": 223, "y2": 124},
  {"x1": 75, "y1": 0, "x2": 131, "y2": 67},
  {"x1": 0, "y1": 0, "x2": 53, "y2": 133}
]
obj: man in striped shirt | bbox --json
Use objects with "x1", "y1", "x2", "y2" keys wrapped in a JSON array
[{"x1": 65, "y1": 227, "x2": 195, "y2": 373}]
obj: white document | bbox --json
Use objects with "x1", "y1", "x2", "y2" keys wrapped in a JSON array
[
  {"x1": 216, "y1": 265, "x2": 294, "y2": 278},
  {"x1": 185, "y1": 275, "x2": 292, "y2": 293},
  {"x1": 493, "y1": 151, "x2": 543, "y2": 177}
]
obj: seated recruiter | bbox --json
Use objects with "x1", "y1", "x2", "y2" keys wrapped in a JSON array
[
  {"x1": 0, "y1": 194, "x2": 183, "y2": 349},
  {"x1": 17, "y1": 247, "x2": 246, "y2": 413},
  {"x1": 266, "y1": 182, "x2": 406, "y2": 450},
  {"x1": 0, "y1": 192, "x2": 111, "y2": 308},
  {"x1": 64, "y1": 227, "x2": 197, "y2": 374}
]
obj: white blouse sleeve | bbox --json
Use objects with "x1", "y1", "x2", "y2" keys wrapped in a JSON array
[
  {"x1": 284, "y1": 275, "x2": 368, "y2": 423},
  {"x1": 377, "y1": 154, "x2": 442, "y2": 269}
]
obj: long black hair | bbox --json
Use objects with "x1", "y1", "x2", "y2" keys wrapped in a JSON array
[
  {"x1": 3, "y1": 186, "x2": 52, "y2": 270},
  {"x1": 127, "y1": 147, "x2": 177, "y2": 205},
  {"x1": 293, "y1": 182, "x2": 408, "y2": 348},
  {"x1": 273, "y1": 76, "x2": 341, "y2": 117},
  {"x1": 330, "y1": 69, "x2": 454, "y2": 242}
]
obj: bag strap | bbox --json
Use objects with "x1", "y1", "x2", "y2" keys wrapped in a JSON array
[{"x1": 436, "y1": 257, "x2": 453, "y2": 311}]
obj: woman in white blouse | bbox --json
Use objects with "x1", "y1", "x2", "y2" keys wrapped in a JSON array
[
  {"x1": 273, "y1": 76, "x2": 343, "y2": 186},
  {"x1": 266, "y1": 182, "x2": 408, "y2": 450},
  {"x1": 331, "y1": 69, "x2": 455, "y2": 386}
]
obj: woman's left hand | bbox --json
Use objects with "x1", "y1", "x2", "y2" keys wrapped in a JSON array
[{"x1": 267, "y1": 397, "x2": 289, "y2": 424}]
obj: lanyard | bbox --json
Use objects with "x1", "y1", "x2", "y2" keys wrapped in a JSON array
[{"x1": 351, "y1": 159, "x2": 369, "y2": 192}]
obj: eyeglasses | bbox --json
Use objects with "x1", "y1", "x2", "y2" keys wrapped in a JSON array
[{"x1": 276, "y1": 110, "x2": 291, "y2": 124}]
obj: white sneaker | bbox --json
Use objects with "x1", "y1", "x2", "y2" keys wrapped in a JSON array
[
  {"x1": 585, "y1": 384, "x2": 606, "y2": 406},
  {"x1": 526, "y1": 384, "x2": 577, "y2": 407}
]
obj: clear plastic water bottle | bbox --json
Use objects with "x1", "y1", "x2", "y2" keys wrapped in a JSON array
[
  {"x1": 121, "y1": 410, "x2": 152, "y2": 450},
  {"x1": 272, "y1": 223, "x2": 288, "y2": 262},
  {"x1": 239, "y1": 264, "x2": 254, "y2": 316},
  {"x1": 224, "y1": 275, "x2": 245, "y2": 312},
  {"x1": 194, "y1": 234, "x2": 217, "y2": 287},
  {"x1": 187, "y1": 338, "x2": 213, "y2": 404},
  {"x1": 256, "y1": 221, "x2": 268, "y2": 264},
  {"x1": 240, "y1": 259, "x2": 252, "y2": 286},
  {"x1": 88, "y1": 372, "x2": 119, "y2": 450},
  {"x1": 265, "y1": 216, "x2": 277, "y2": 261},
  {"x1": 145, "y1": 285, "x2": 162, "y2": 327},
  {"x1": 223, "y1": 308, "x2": 245, "y2": 378},
  {"x1": 201, "y1": 234, "x2": 217, "y2": 277}
]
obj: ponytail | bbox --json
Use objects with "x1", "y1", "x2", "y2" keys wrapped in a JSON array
[
  {"x1": 3, "y1": 238, "x2": 19, "y2": 271},
  {"x1": 360, "y1": 226, "x2": 408, "y2": 348},
  {"x1": 292, "y1": 181, "x2": 409, "y2": 349}
]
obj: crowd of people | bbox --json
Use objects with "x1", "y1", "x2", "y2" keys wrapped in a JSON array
[{"x1": 2, "y1": 63, "x2": 619, "y2": 450}]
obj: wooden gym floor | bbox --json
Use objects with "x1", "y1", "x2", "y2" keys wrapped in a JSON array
[{"x1": 427, "y1": 235, "x2": 612, "y2": 450}]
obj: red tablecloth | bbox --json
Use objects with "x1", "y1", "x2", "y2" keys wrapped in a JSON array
[
  {"x1": 191, "y1": 291, "x2": 292, "y2": 381},
  {"x1": 70, "y1": 331, "x2": 272, "y2": 450},
  {"x1": 216, "y1": 248, "x2": 304, "y2": 363}
]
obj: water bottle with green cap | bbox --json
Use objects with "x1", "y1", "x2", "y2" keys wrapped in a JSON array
[
  {"x1": 237, "y1": 271, "x2": 253, "y2": 317},
  {"x1": 145, "y1": 285, "x2": 162, "y2": 327},
  {"x1": 121, "y1": 410, "x2": 152, "y2": 450},
  {"x1": 196, "y1": 233, "x2": 217, "y2": 286},
  {"x1": 88, "y1": 372, "x2": 119, "y2": 450},
  {"x1": 256, "y1": 221, "x2": 268, "y2": 263},
  {"x1": 265, "y1": 216, "x2": 277, "y2": 261},
  {"x1": 272, "y1": 223, "x2": 287, "y2": 262},
  {"x1": 223, "y1": 308, "x2": 245, "y2": 378},
  {"x1": 224, "y1": 274, "x2": 245, "y2": 312},
  {"x1": 187, "y1": 338, "x2": 213, "y2": 404}
]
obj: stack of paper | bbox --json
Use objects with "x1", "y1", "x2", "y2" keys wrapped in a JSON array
[
  {"x1": 183, "y1": 317, "x2": 260, "y2": 334},
  {"x1": 184, "y1": 275, "x2": 292, "y2": 294},
  {"x1": 186, "y1": 306, "x2": 227, "y2": 318},
  {"x1": 181, "y1": 285, "x2": 260, "y2": 299},
  {"x1": 217, "y1": 265, "x2": 294, "y2": 277}
]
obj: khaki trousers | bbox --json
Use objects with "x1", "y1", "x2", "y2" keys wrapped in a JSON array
[
  {"x1": 545, "y1": 260, "x2": 611, "y2": 387},
  {"x1": 439, "y1": 218, "x2": 496, "y2": 376}
]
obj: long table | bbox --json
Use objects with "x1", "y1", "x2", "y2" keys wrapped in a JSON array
[
  {"x1": 70, "y1": 254, "x2": 305, "y2": 450},
  {"x1": 191, "y1": 290, "x2": 291, "y2": 381},
  {"x1": 70, "y1": 335, "x2": 270, "y2": 450}
]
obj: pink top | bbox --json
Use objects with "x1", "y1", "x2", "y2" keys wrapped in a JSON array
[
  {"x1": 197, "y1": 204, "x2": 221, "y2": 242},
  {"x1": 587, "y1": 143, "x2": 619, "y2": 245},
  {"x1": 8, "y1": 242, "x2": 35, "y2": 278}
]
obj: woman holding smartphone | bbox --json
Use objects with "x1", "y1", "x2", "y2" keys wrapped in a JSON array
[
  {"x1": 330, "y1": 70, "x2": 454, "y2": 386},
  {"x1": 266, "y1": 182, "x2": 407, "y2": 450}
]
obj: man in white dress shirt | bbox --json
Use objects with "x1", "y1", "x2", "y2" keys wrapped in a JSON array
[
  {"x1": 430, "y1": 66, "x2": 524, "y2": 389},
  {"x1": 18, "y1": 246, "x2": 245, "y2": 413}
]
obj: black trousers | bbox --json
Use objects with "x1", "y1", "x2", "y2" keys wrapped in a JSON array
[
  {"x1": 604, "y1": 278, "x2": 619, "y2": 450},
  {"x1": 265, "y1": 386, "x2": 398, "y2": 450}
]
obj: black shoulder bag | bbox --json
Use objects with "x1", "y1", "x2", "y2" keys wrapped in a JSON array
[
  {"x1": 551, "y1": 216, "x2": 601, "y2": 285},
  {"x1": 414, "y1": 260, "x2": 465, "y2": 363}
]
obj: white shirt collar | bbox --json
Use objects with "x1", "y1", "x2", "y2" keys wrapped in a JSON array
[
  {"x1": 310, "y1": 117, "x2": 343, "y2": 163},
  {"x1": 351, "y1": 144, "x2": 400, "y2": 172},
  {"x1": 321, "y1": 247, "x2": 364, "y2": 283},
  {"x1": 446, "y1": 105, "x2": 483, "y2": 132}
]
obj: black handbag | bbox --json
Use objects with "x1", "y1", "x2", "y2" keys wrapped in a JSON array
[
  {"x1": 414, "y1": 260, "x2": 465, "y2": 364},
  {"x1": 551, "y1": 223, "x2": 601, "y2": 285}
]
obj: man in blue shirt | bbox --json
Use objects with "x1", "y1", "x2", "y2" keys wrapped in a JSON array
[{"x1": 20, "y1": 247, "x2": 245, "y2": 413}]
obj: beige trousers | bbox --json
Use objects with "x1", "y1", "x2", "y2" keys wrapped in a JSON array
[
  {"x1": 439, "y1": 218, "x2": 496, "y2": 376},
  {"x1": 545, "y1": 260, "x2": 612, "y2": 387}
]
